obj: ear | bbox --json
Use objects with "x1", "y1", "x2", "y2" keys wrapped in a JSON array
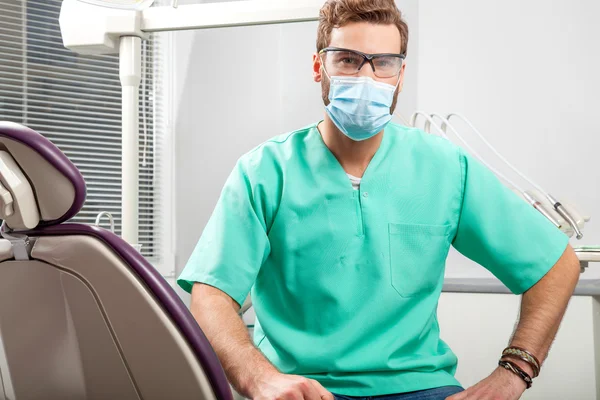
[{"x1": 313, "y1": 53, "x2": 323, "y2": 83}]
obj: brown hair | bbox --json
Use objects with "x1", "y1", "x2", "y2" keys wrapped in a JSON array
[{"x1": 317, "y1": 0, "x2": 409, "y2": 55}]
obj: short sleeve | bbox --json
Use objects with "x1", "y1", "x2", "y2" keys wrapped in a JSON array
[
  {"x1": 177, "y1": 161, "x2": 271, "y2": 306},
  {"x1": 452, "y1": 150, "x2": 569, "y2": 294}
]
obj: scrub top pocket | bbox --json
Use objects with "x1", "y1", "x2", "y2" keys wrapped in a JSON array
[{"x1": 389, "y1": 223, "x2": 452, "y2": 298}]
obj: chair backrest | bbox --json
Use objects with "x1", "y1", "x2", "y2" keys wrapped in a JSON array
[{"x1": 0, "y1": 121, "x2": 233, "y2": 400}]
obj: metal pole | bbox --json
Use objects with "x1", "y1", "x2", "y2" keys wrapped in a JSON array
[{"x1": 119, "y1": 36, "x2": 141, "y2": 245}]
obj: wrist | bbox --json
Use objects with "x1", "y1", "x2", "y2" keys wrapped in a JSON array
[
  {"x1": 502, "y1": 345, "x2": 541, "y2": 378},
  {"x1": 245, "y1": 367, "x2": 280, "y2": 397},
  {"x1": 495, "y1": 365, "x2": 528, "y2": 391},
  {"x1": 500, "y1": 356, "x2": 535, "y2": 377}
]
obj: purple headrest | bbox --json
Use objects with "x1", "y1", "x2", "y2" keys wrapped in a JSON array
[
  {"x1": 3, "y1": 122, "x2": 234, "y2": 399},
  {"x1": 0, "y1": 121, "x2": 86, "y2": 227}
]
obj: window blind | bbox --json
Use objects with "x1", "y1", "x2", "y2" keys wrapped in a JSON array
[{"x1": 0, "y1": 0, "x2": 167, "y2": 263}]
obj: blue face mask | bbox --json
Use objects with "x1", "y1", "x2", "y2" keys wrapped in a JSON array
[{"x1": 325, "y1": 76, "x2": 398, "y2": 141}]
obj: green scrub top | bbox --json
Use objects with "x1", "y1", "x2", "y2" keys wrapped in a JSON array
[{"x1": 178, "y1": 122, "x2": 569, "y2": 396}]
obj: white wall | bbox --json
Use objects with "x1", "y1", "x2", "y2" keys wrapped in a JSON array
[
  {"x1": 417, "y1": 0, "x2": 600, "y2": 280},
  {"x1": 416, "y1": 3, "x2": 600, "y2": 396}
]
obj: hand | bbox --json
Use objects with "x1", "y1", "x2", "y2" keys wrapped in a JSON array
[
  {"x1": 250, "y1": 371, "x2": 334, "y2": 400},
  {"x1": 445, "y1": 366, "x2": 527, "y2": 400}
]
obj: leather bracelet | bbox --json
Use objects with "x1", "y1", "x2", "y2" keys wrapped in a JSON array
[
  {"x1": 501, "y1": 353, "x2": 539, "y2": 378},
  {"x1": 498, "y1": 360, "x2": 533, "y2": 389},
  {"x1": 502, "y1": 347, "x2": 541, "y2": 377}
]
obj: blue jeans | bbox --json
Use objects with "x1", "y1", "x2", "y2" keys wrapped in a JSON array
[{"x1": 333, "y1": 386, "x2": 464, "y2": 400}]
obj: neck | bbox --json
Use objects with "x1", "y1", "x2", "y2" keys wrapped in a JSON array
[{"x1": 318, "y1": 115, "x2": 384, "y2": 178}]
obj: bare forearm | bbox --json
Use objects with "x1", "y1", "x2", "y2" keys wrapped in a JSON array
[
  {"x1": 509, "y1": 246, "x2": 580, "y2": 372},
  {"x1": 190, "y1": 284, "x2": 278, "y2": 397},
  {"x1": 449, "y1": 247, "x2": 581, "y2": 400}
]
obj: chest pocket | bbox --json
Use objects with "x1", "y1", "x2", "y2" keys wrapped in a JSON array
[{"x1": 389, "y1": 223, "x2": 452, "y2": 298}]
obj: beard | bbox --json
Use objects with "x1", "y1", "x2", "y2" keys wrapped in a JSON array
[{"x1": 320, "y1": 73, "x2": 401, "y2": 115}]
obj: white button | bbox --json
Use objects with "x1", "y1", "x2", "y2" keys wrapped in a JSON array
[{"x1": 363, "y1": 192, "x2": 369, "y2": 198}]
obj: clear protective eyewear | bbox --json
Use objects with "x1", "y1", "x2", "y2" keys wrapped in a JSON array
[{"x1": 319, "y1": 47, "x2": 406, "y2": 79}]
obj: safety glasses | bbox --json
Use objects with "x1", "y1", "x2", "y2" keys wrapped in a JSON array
[{"x1": 319, "y1": 47, "x2": 405, "y2": 79}]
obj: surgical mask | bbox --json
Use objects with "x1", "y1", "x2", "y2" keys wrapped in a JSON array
[{"x1": 325, "y1": 76, "x2": 398, "y2": 141}]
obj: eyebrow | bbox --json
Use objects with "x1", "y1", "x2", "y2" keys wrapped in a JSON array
[{"x1": 321, "y1": 47, "x2": 405, "y2": 57}]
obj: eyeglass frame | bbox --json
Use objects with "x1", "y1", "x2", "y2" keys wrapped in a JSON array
[{"x1": 318, "y1": 47, "x2": 407, "y2": 78}]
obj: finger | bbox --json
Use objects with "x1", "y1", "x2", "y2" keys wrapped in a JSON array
[
  {"x1": 285, "y1": 392, "x2": 304, "y2": 400},
  {"x1": 295, "y1": 378, "x2": 322, "y2": 400},
  {"x1": 309, "y1": 379, "x2": 334, "y2": 400}
]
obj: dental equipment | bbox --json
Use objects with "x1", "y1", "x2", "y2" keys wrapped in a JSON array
[
  {"x1": 410, "y1": 112, "x2": 564, "y2": 231},
  {"x1": 95, "y1": 211, "x2": 116, "y2": 233},
  {"x1": 574, "y1": 246, "x2": 600, "y2": 273},
  {"x1": 59, "y1": 0, "x2": 323, "y2": 247},
  {"x1": 412, "y1": 111, "x2": 511, "y2": 188},
  {"x1": 444, "y1": 113, "x2": 586, "y2": 239},
  {"x1": 430, "y1": 113, "x2": 565, "y2": 232},
  {"x1": 411, "y1": 111, "x2": 598, "y2": 272},
  {"x1": 410, "y1": 111, "x2": 450, "y2": 139}
]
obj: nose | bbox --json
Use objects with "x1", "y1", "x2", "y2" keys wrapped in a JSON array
[{"x1": 357, "y1": 60, "x2": 376, "y2": 79}]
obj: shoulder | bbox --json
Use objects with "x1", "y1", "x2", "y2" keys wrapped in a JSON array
[
  {"x1": 228, "y1": 124, "x2": 318, "y2": 228},
  {"x1": 236, "y1": 123, "x2": 317, "y2": 176},
  {"x1": 386, "y1": 121, "x2": 463, "y2": 162}
]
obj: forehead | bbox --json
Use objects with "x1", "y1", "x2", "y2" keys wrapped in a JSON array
[{"x1": 328, "y1": 22, "x2": 402, "y2": 54}]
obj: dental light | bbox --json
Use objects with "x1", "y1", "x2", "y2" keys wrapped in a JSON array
[
  {"x1": 78, "y1": 0, "x2": 155, "y2": 10},
  {"x1": 59, "y1": 0, "x2": 323, "y2": 246}
]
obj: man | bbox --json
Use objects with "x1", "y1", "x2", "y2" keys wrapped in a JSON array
[{"x1": 178, "y1": 0, "x2": 581, "y2": 399}]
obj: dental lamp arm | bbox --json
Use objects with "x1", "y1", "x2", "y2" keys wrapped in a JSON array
[
  {"x1": 190, "y1": 283, "x2": 333, "y2": 400},
  {"x1": 449, "y1": 246, "x2": 580, "y2": 400}
]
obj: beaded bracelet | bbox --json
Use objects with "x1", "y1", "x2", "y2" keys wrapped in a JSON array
[
  {"x1": 502, "y1": 347, "x2": 541, "y2": 377},
  {"x1": 498, "y1": 360, "x2": 533, "y2": 389}
]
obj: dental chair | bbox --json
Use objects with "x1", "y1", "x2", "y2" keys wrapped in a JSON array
[{"x1": 0, "y1": 121, "x2": 233, "y2": 400}]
